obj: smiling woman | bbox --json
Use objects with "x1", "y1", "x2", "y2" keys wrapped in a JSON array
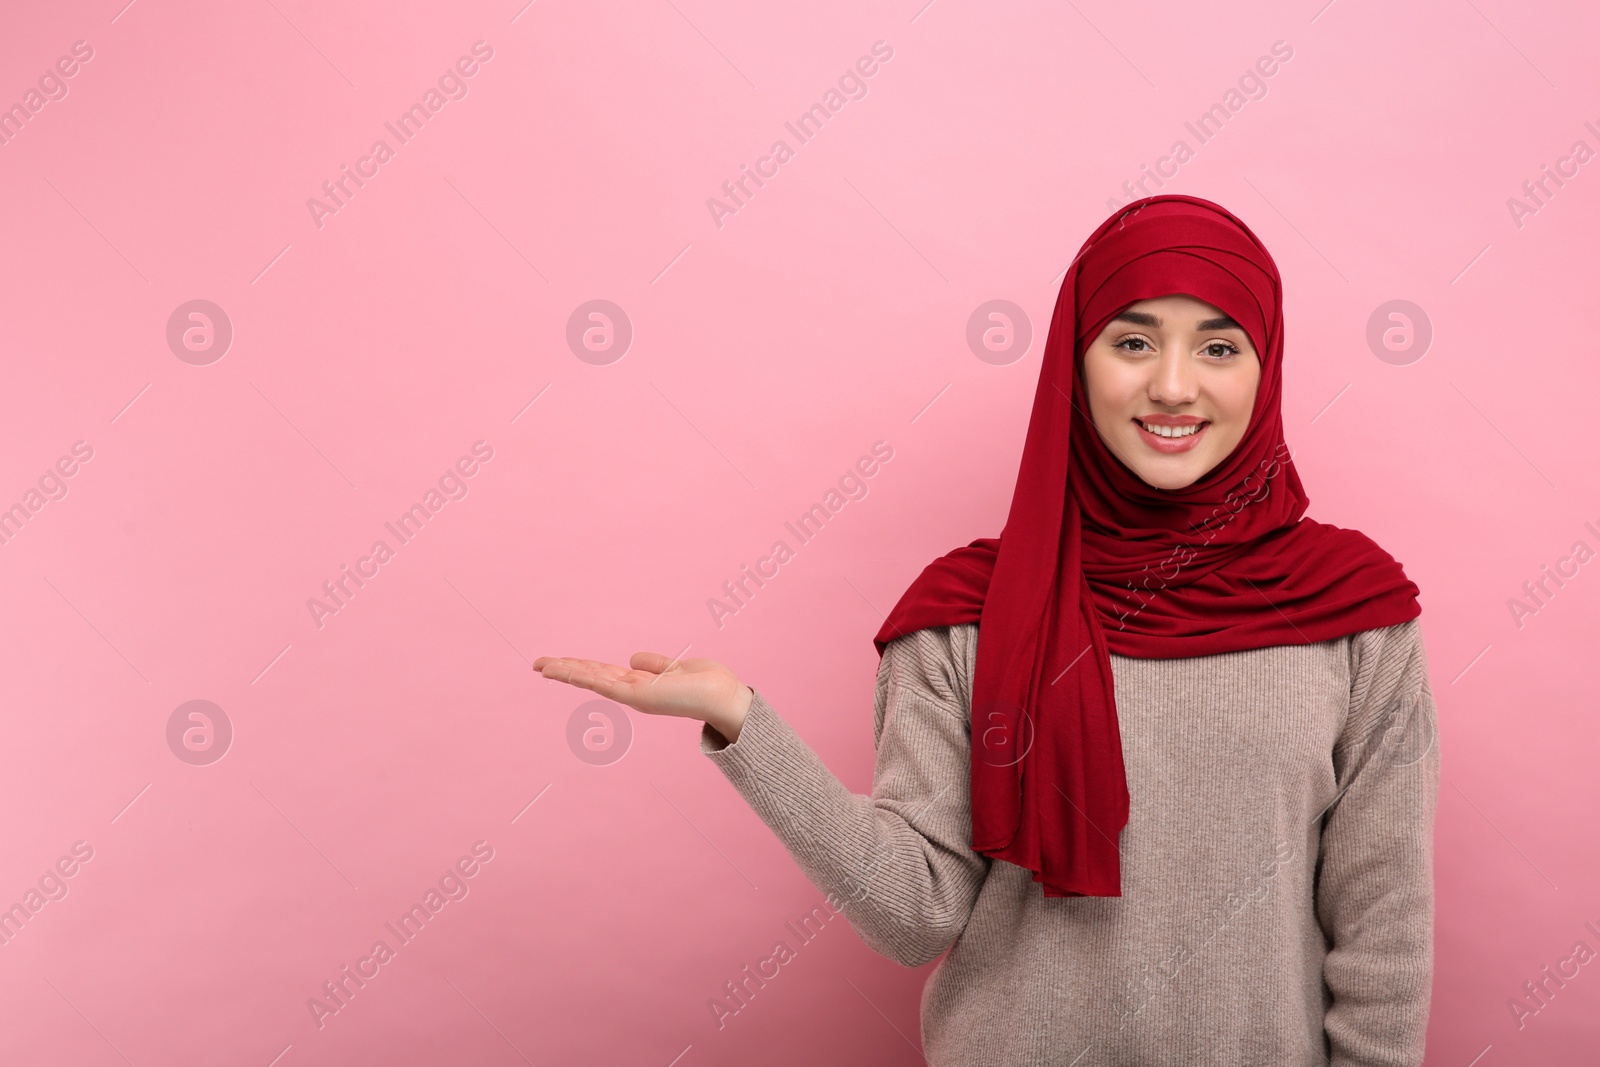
[
  {"x1": 534, "y1": 195, "x2": 1441, "y2": 1066},
  {"x1": 1080, "y1": 295, "x2": 1262, "y2": 491}
]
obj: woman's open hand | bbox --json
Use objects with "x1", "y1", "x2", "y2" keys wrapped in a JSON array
[{"x1": 532, "y1": 651, "x2": 753, "y2": 744}]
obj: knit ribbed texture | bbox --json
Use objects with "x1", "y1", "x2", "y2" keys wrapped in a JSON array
[{"x1": 700, "y1": 619, "x2": 1439, "y2": 1066}]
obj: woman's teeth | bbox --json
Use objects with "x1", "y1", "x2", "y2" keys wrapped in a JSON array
[{"x1": 1137, "y1": 420, "x2": 1204, "y2": 438}]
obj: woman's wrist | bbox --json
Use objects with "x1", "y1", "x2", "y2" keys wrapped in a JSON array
[{"x1": 705, "y1": 685, "x2": 754, "y2": 745}]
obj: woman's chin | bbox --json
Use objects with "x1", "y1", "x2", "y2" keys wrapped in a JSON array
[{"x1": 1124, "y1": 452, "x2": 1211, "y2": 491}]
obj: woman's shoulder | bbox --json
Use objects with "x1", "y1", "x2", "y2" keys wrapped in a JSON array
[
  {"x1": 1345, "y1": 615, "x2": 1425, "y2": 654},
  {"x1": 1344, "y1": 616, "x2": 1430, "y2": 719},
  {"x1": 879, "y1": 621, "x2": 980, "y2": 669},
  {"x1": 876, "y1": 623, "x2": 980, "y2": 722}
]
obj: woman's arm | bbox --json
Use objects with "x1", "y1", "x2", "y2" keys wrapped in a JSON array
[
  {"x1": 699, "y1": 624, "x2": 991, "y2": 967},
  {"x1": 1316, "y1": 618, "x2": 1441, "y2": 1067}
]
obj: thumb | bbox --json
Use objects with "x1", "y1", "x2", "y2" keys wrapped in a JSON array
[{"x1": 629, "y1": 651, "x2": 680, "y2": 675}]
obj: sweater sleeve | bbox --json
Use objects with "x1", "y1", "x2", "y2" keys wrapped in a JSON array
[
  {"x1": 697, "y1": 624, "x2": 991, "y2": 967},
  {"x1": 1316, "y1": 618, "x2": 1441, "y2": 1067}
]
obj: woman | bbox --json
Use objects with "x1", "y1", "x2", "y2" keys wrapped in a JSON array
[{"x1": 534, "y1": 195, "x2": 1440, "y2": 1065}]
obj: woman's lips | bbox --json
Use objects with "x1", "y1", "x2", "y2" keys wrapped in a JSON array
[{"x1": 1134, "y1": 417, "x2": 1208, "y2": 453}]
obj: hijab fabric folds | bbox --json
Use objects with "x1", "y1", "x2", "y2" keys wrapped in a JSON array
[{"x1": 872, "y1": 195, "x2": 1421, "y2": 898}]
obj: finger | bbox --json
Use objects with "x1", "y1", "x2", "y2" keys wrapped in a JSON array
[
  {"x1": 540, "y1": 663, "x2": 629, "y2": 699},
  {"x1": 555, "y1": 656, "x2": 626, "y2": 673},
  {"x1": 629, "y1": 651, "x2": 681, "y2": 674},
  {"x1": 536, "y1": 658, "x2": 632, "y2": 689},
  {"x1": 536, "y1": 656, "x2": 626, "y2": 678}
]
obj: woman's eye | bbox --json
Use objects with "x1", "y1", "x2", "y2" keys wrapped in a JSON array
[{"x1": 1112, "y1": 337, "x2": 1239, "y2": 358}]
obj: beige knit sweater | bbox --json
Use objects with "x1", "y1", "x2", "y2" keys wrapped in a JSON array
[{"x1": 699, "y1": 618, "x2": 1439, "y2": 1066}]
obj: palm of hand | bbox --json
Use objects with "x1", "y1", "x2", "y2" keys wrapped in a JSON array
[{"x1": 532, "y1": 651, "x2": 747, "y2": 725}]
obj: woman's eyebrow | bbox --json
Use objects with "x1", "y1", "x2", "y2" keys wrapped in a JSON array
[
  {"x1": 1111, "y1": 310, "x2": 1161, "y2": 327},
  {"x1": 1111, "y1": 310, "x2": 1243, "y2": 331}
]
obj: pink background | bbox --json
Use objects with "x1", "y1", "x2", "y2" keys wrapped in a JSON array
[{"x1": 1, "y1": 0, "x2": 1596, "y2": 1062}]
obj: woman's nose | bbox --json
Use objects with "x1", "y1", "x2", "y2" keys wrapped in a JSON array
[{"x1": 1148, "y1": 351, "x2": 1198, "y2": 406}]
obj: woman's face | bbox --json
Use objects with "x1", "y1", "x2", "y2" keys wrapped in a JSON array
[{"x1": 1080, "y1": 293, "x2": 1262, "y2": 491}]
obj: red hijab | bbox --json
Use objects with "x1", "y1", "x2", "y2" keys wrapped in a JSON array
[{"x1": 872, "y1": 194, "x2": 1421, "y2": 898}]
